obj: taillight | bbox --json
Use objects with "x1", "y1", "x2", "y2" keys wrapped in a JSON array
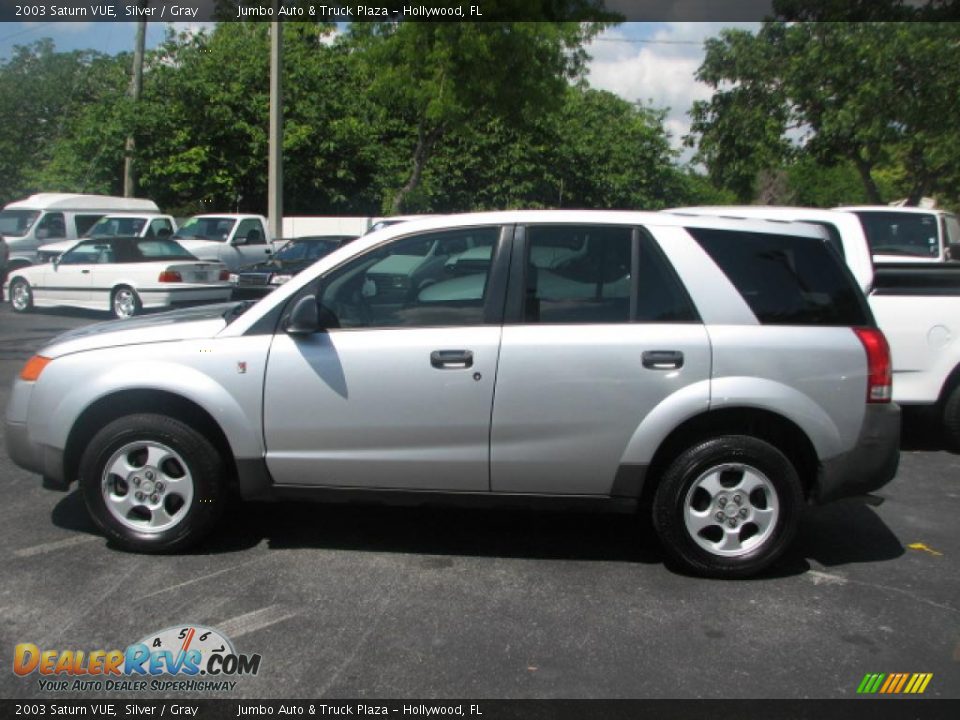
[
  {"x1": 854, "y1": 327, "x2": 892, "y2": 403},
  {"x1": 219, "y1": 270, "x2": 230, "y2": 281},
  {"x1": 158, "y1": 271, "x2": 182, "y2": 283}
]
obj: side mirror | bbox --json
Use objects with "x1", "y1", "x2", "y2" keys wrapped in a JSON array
[
  {"x1": 52, "y1": 256, "x2": 60, "y2": 269},
  {"x1": 285, "y1": 295, "x2": 319, "y2": 335},
  {"x1": 947, "y1": 243, "x2": 960, "y2": 261}
]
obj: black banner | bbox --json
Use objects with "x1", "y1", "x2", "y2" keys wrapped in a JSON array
[
  {"x1": 2, "y1": 0, "x2": 960, "y2": 23},
  {"x1": 2, "y1": 700, "x2": 960, "y2": 720}
]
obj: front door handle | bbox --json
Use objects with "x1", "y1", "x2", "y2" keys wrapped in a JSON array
[
  {"x1": 431, "y1": 350, "x2": 474, "y2": 369},
  {"x1": 642, "y1": 350, "x2": 684, "y2": 370},
  {"x1": 81, "y1": 269, "x2": 90, "y2": 274}
]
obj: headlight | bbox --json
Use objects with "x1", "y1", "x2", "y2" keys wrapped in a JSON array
[{"x1": 269, "y1": 274, "x2": 293, "y2": 285}]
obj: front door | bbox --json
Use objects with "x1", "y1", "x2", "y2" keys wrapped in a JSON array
[{"x1": 263, "y1": 225, "x2": 507, "y2": 491}]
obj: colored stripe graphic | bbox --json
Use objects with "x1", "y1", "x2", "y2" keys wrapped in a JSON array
[{"x1": 857, "y1": 673, "x2": 932, "y2": 694}]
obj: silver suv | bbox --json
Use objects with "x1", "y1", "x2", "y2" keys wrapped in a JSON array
[{"x1": 5, "y1": 211, "x2": 900, "y2": 578}]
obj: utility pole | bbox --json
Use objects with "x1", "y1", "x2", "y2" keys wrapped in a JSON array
[
  {"x1": 268, "y1": 9, "x2": 283, "y2": 241},
  {"x1": 123, "y1": 10, "x2": 147, "y2": 197}
]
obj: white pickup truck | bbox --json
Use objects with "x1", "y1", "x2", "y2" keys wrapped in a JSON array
[
  {"x1": 671, "y1": 206, "x2": 960, "y2": 449},
  {"x1": 837, "y1": 206, "x2": 960, "y2": 265},
  {"x1": 172, "y1": 214, "x2": 275, "y2": 271}
]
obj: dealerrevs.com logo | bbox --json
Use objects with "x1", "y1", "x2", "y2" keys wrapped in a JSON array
[{"x1": 13, "y1": 625, "x2": 261, "y2": 693}]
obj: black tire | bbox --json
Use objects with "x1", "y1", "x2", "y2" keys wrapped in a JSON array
[
  {"x1": 9, "y1": 277, "x2": 33, "y2": 313},
  {"x1": 79, "y1": 413, "x2": 226, "y2": 553},
  {"x1": 943, "y1": 383, "x2": 960, "y2": 452},
  {"x1": 111, "y1": 285, "x2": 142, "y2": 319},
  {"x1": 652, "y1": 435, "x2": 803, "y2": 579}
]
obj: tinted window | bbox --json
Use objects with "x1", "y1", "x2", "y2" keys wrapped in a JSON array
[
  {"x1": 636, "y1": 235, "x2": 699, "y2": 323},
  {"x1": 854, "y1": 211, "x2": 940, "y2": 258},
  {"x1": 319, "y1": 227, "x2": 499, "y2": 329},
  {"x1": 688, "y1": 228, "x2": 869, "y2": 326},
  {"x1": 523, "y1": 226, "x2": 631, "y2": 324},
  {"x1": 75, "y1": 214, "x2": 104, "y2": 236}
]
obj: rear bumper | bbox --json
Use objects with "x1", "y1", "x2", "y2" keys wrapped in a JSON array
[{"x1": 813, "y1": 403, "x2": 901, "y2": 503}]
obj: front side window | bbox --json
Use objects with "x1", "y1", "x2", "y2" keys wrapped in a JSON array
[
  {"x1": 37, "y1": 212, "x2": 66, "y2": 240},
  {"x1": 0, "y1": 209, "x2": 40, "y2": 237},
  {"x1": 88, "y1": 216, "x2": 146, "y2": 238},
  {"x1": 523, "y1": 225, "x2": 632, "y2": 324},
  {"x1": 59, "y1": 241, "x2": 112, "y2": 265},
  {"x1": 174, "y1": 217, "x2": 236, "y2": 242},
  {"x1": 235, "y1": 219, "x2": 264, "y2": 245},
  {"x1": 318, "y1": 227, "x2": 499, "y2": 329}
]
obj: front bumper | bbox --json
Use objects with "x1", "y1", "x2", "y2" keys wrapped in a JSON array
[
  {"x1": 4, "y1": 418, "x2": 67, "y2": 489},
  {"x1": 813, "y1": 403, "x2": 901, "y2": 503}
]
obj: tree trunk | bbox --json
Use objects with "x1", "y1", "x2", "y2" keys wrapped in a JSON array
[
  {"x1": 391, "y1": 120, "x2": 441, "y2": 214},
  {"x1": 852, "y1": 155, "x2": 883, "y2": 204}
]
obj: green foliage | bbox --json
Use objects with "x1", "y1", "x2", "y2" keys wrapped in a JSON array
[
  {"x1": 0, "y1": 16, "x2": 698, "y2": 218},
  {"x1": 0, "y1": 40, "x2": 131, "y2": 204},
  {"x1": 689, "y1": 22, "x2": 960, "y2": 207}
]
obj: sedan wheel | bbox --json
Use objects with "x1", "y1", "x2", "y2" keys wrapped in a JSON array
[
  {"x1": 112, "y1": 286, "x2": 141, "y2": 319},
  {"x1": 10, "y1": 278, "x2": 33, "y2": 312}
]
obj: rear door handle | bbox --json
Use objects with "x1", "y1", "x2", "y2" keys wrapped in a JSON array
[
  {"x1": 81, "y1": 269, "x2": 90, "y2": 274},
  {"x1": 642, "y1": 350, "x2": 684, "y2": 370},
  {"x1": 431, "y1": 350, "x2": 474, "y2": 369}
]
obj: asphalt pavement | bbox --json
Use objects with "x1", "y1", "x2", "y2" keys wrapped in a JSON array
[{"x1": 0, "y1": 303, "x2": 957, "y2": 700}]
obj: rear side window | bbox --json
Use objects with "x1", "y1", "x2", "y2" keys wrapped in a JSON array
[
  {"x1": 688, "y1": 228, "x2": 869, "y2": 326},
  {"x1": 524, "y1": 225, "x2": 631, "y2": 324}
]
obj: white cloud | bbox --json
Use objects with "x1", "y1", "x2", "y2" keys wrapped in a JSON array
[{"x1": 585, "y1": 22, "x2": 759, "y2": 162}]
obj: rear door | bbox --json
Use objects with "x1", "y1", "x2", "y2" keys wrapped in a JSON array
[
  {"x1": 490, "y1": 224, "x2": 711, "y2": 495},
  {"x1": 263, "y1": 225, "x2": 510, "y2": 491}
]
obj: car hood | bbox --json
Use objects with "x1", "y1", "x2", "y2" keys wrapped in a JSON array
[{"x1": 40, "y1": 303, "x2": 237, "y2": 359}]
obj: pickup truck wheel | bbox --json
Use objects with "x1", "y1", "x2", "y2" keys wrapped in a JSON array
[
  {"x1": 79, "y1": 414, "x2": 225, "y2": 553},
  {"x1": 653, "y1": 435, "x2": 803, "y2": 578},
  {"x1": 943, "y1": 384, "x2": 960, "y2": 452},
  {"x1": 111, "y1": 286, "x2": 141, "y2": 319},
  {"x1": 9, "y1": 278, "x2": 33, "y2": 312}
]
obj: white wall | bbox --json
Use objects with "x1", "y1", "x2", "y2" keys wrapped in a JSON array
[{"x1": 282, "y1": 216, "x2": 371, "y2": 238}]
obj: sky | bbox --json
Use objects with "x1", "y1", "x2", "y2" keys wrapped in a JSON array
[{"x1": 0, "y1": 21, "x2": 760, "y2": 162}]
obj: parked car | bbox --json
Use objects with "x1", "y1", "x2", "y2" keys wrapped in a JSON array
[
  {"x1": 5, "y1": 236, "x2": 232, "y2": 319},
  {"x1": 5, "y1": 211, "x2": 899, "y2": 578},
  {"x1": 837, "y1": 206, "x2": 960, "y2": 265},
  {"x1": 672, "y1": 205, "x2": 960, "y2": 449},
  {"x1": 230, "y1": 235, "x2": 358, "y2": 299},
  {"x1": 173, "y1": 214, "x2": 274, "y2": 271},
  {"x1": 37, "y1": 213, "x2": 179, "y2": 263},
  {"x1": 0, "y1": 193, "x2": 159, "y2": 271}
]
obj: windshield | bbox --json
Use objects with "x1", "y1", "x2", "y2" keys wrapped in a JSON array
[
  {"x1": 855, "y1": 211, "x2": 940, "y2": 258},
  {"x1": 174, "y1": 217, "x2": 236, "y2": 242},
  {"x1": 0, "y1": 209, "x2": 41, "y2": 237},
  {"x1": 86, "y1": 216, "x2": 147, "y2": 238},
  {"x1": 274, "y1": 239, "x2": 341, "y2": 262}
]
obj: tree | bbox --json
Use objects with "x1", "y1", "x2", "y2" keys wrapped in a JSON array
[
  {"x1": 687, "y1": 22, "x2": 960, "y2": 205},
  {"x1": 0, "y1": 40, "x2": 129, "y2": 203},
  {"x1": 350, "y1": 7, "x2": 611, "y2": 213}
]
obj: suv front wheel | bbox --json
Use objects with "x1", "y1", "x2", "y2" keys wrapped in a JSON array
[
  {"x1": 653, "y1": 435, "x2": 803, "y2": 578},
  {"x1": 80, "y1": 414, "x2": 226, "y2": 553}
]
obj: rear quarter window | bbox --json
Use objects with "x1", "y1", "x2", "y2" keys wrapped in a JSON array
[{"x1": 687, "y1": 227, "x2": 869, "y2": 326}]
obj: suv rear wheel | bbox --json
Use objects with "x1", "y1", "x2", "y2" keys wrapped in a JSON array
[
  {"x1": 79, "y1": 414, "x2": 226, "y2": 553},
  {"x1": 653, "y1": 435, "x2": 803, "y2": 578}
]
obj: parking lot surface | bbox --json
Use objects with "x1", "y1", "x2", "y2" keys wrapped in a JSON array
[{"x1": 0, "y1": 303, "x2": 958, "y2": 699}]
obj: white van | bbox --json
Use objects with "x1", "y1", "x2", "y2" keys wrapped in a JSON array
[{"x1": 0, "y1": 194, "x2": 159, "y2": 271}]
